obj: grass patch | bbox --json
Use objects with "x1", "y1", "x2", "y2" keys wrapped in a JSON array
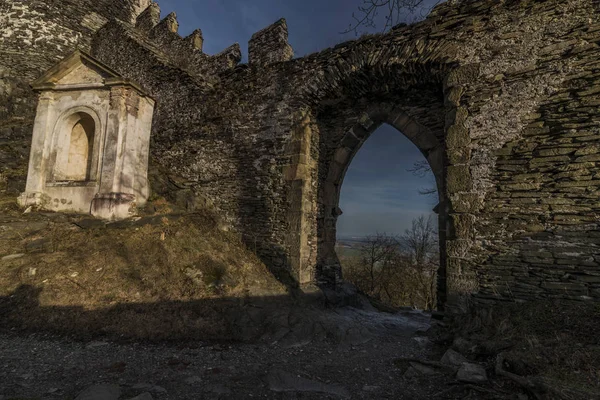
[{"x1": 0, "y1": 204, "x2": 287, "y2": 341}]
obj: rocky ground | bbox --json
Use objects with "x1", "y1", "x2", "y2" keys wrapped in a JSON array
[
  {"x1": 1, "y1": 199, "x2": 598, "y2": 400},
  {"x1": 0, "y1": 196, "x2": 496, "y2": 399},
  {"x1": 0, "y1": 306, "x2": 520, "y2": 400}
]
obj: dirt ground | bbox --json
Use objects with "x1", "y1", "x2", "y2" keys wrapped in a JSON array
[{"x1": 0, "y1": 308, "x2": 467, "y2": 400}]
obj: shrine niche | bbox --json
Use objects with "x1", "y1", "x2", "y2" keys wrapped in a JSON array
[{"x1": 18, "y1": 51, "x2": 155, "y2": 220}]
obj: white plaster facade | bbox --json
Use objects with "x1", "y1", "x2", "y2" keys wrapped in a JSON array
[{"x1": 18, "y1": 51, "x2": 155, "y2": 220}]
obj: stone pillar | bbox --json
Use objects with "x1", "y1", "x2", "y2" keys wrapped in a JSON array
[
  {"x1": 18, "y1": 93, "x2": 55, "y2": 208},
  {"x1": 443, "y1": 64, "x2": 481, "y2": 313},
  {"x1": 91, "y1": 86, "x2": 131, "y2": 220},
  {"x1": 283, "y1": 110, "x2": 317, "y2": 288},
  {"x1": 91, "y1": 85, "x2": 155, "y2": 220}
]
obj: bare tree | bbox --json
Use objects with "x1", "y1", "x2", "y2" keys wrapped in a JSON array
[
  {"x1": 356, "y1": 232, "x2": 399, "y2": 294},
  {"x1": 344, "y1": 0, "x2": 442, "y2": 34},
  {"x1": 400, "y1": 215, "x2": 438, "y2": 310},
  {"x1": 407, "y1": 160, "x2": 437, "y2": 196},
  {"x1": 340, "y1": 216, "x2": 439, "y2": 310}
]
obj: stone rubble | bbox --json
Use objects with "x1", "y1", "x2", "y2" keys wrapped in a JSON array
[
  {"x1": 73, "y1": 384, "x2": 121, "y2": 400},
  {"x1": 440, "y1": 348, "x2": 469, "y2": 367},
  {"x1": 456, "y1": 362, "x2": 488, "y2": 384}
]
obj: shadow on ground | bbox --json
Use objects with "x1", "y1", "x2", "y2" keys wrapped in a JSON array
[{"x1": 0, "y1": 284, "x2": 431, "y2": 346}]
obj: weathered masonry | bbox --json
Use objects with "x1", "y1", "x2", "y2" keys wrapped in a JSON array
[{"x1": 2, "y1": 0, "x2": 600, "y2": 310}]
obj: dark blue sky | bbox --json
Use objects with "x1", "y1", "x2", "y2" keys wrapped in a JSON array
[
  {"x1": 155, "y1": 0, "x2": 439, "y2": 237},
  {"x1": 338, "y1": 126, "x2": 438, "y2": 238},
  {"x1": 155, "y1": 0, "x2": 438, "y2": 57}
]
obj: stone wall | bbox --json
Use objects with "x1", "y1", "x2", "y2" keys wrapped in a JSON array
[
  {"x1": 439, "y1": 0, "x2": 600, "y2": 308},
  {"x1": 90, "y1": 0, "x2": 600, "y2": 309},
  {"x1": 3, "y1": 0, "x2": 600, "y2": 309}
]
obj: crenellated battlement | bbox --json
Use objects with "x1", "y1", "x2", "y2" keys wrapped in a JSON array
[
  {"x1": 130, "y1": 3, "x2": 294, "y2": 80},
  {"x1": 248, "y1": 18, "x2": 294, "y2": 67},
  {"x1": 127, "y1": 3, "x2": 245, "y2": 79},
  {"x1": 151, "y1": 11, "x2": 179, "y2": 35},
  {"x1": 135, "y1": 2, "x2": 161, "y2": 32},
  {"x1": 186, "y1": 29, "x2": 204, "y2": 52}
]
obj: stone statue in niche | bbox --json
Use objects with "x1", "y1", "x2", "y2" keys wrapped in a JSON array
[{"x1": 18, "y1": 51, "x2": 155, "y2": 220}]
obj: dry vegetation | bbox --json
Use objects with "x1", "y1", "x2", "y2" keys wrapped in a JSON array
[
  {"x1": 0, "y1": 193, "x2": 288, "y2": 341},
  {"x1": 341, "y1": 215, "x2": 438, "y2": 310},
  {"x1": 447, "y1": 301, "x2": 600, "y2": 399}
]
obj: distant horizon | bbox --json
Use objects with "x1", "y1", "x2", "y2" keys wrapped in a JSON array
[{"x1": 336, "y1": 216, "x2": 439, "y2": 242}]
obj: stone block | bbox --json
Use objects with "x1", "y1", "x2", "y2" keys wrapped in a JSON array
[
  {"x1": 447, "y1": 240, "x2": 471, "y2": 258},
  {"x1": 448, "y1": 147, "x2": 471, "y2": 165},
  {"x1": 445, "y1": 106, "x2": 468, "y2": 129},
  {"x1": 451, "y1": 193, "x2": 483, "y2": 213},
  {"x1": 447, "y1": 165, "x2": 472, "y2": 193},
  {"x1": 451, "y1": 214, "x2": 475, "y2": 239},
  {"x1": 341, "y1": 132, "x2": 361, "y2": 149},
  {"x1": 333, "y1": 147, "x2": 352, "y2": 165},
  {"x1": 445, "y1": 86, "x2": 464, "y2": 107},
  {"x1": 446, "y1": 124, "x2": 470, "y2": 149},
  {"x1": 326, "y1": 161, "x2": 345, "y2": 183}
]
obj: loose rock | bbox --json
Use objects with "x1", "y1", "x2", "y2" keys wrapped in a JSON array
[
  {"x1": 452, "y1": 337, "x2": 475, "y2": 355},
  {"x1": 441, "y1": 349, "x2": 468, "y2": 367},
  {"x1": 267, "y1": 369, "x2": 350, "y2": 398},
  {"x1": 409, "y1": 361, "x2": 438, "y2": 375},
  {"x1": 131, "y1": 383, "x2": 166, "y2": 393},
  {"x1": 457, "y1": 363, "x2": 487, "y2": 384},
  {"x1": 126, "y1": 393, "x2": 153, "y2": 400},
  {"x1": 74, "y1": 384, "x2": 121, "y2": 400}
]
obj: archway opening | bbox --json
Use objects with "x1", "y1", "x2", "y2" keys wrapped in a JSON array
[
  {"x1": 55, "y1": 112, "x2": 96, "y2": 182},
  {"x1": 316, "y1": 110, "x2": 446, "y2": 310},
  {"x1": 336, "y1": 124, "x2": 439, "y2": 310}
]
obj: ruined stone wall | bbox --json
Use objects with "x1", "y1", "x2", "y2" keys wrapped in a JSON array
[
  {"x1": 0, "y1": 0, "x2": 150, "y2": 193},
  {"x1": 91, "y1": 9, "x2": 308, "y2": 284},
  {"x1": 473, "y1": 13, "x2": 600, "y2": 303},
  {"x1": 434, "y1": 0, "x2": 600, "y2": 308},
  {"x1": 2, "y1": 0, "x2": 600, "y2": 308},
  {"x1": 90, "y1": 0, "x2": 600, "y2": 307}
]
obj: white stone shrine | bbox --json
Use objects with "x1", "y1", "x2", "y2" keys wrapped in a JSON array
[{"x1": 18, "y1": 51, "x2": 155, "y2": 220}]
